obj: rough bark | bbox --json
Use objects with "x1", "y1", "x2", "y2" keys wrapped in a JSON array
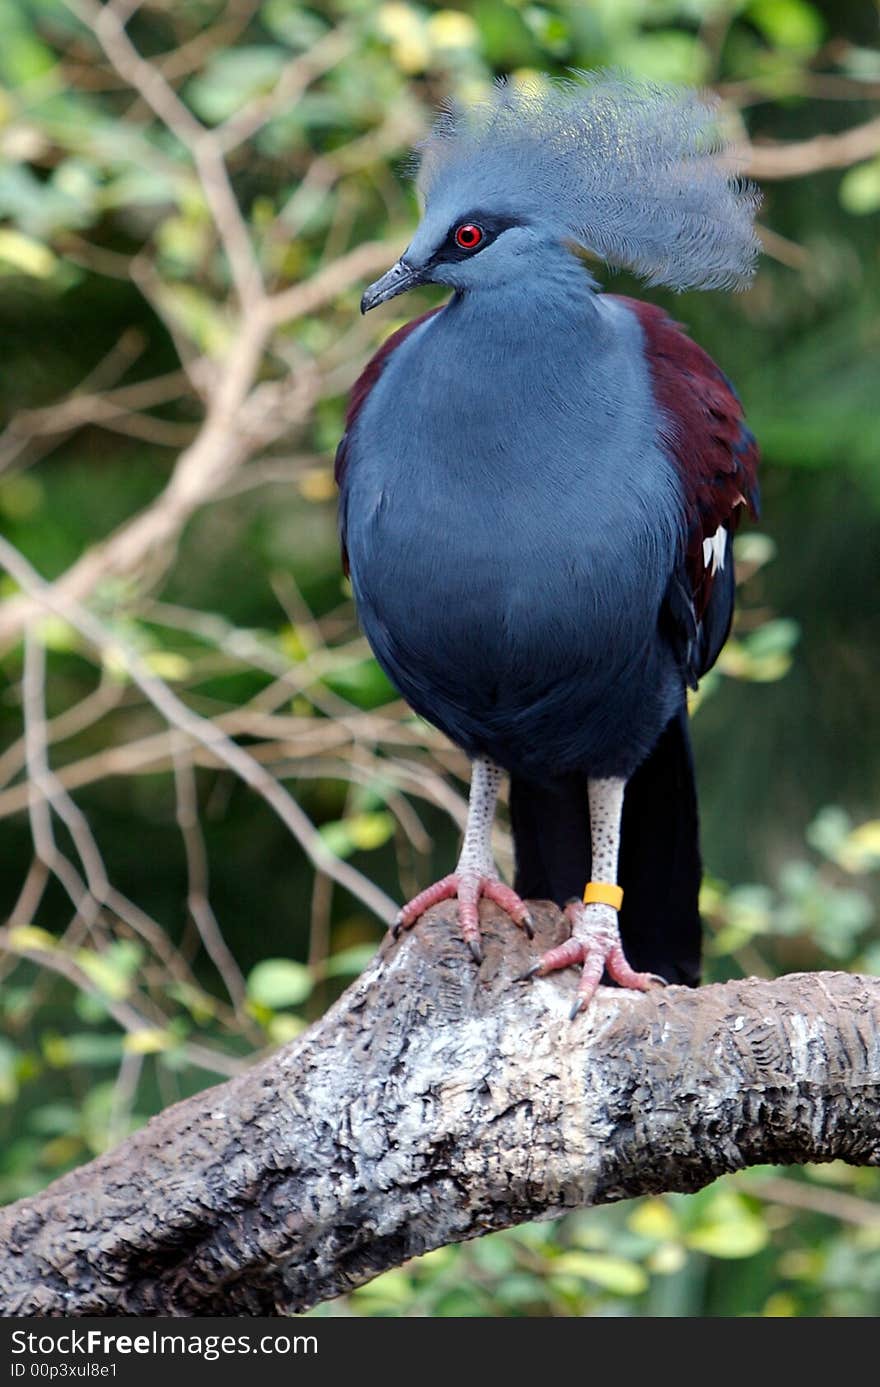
[{"x1": 0, "y1": 902, "x2": 878, "y2": 1317}]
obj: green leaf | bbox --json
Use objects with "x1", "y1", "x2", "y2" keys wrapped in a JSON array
[
  {"x1": 746, "y1": 0, "x2": 824, "y2": 51},
  {"x1": 101, "y1": 166, "x2": 183, "y2": 212},
  {"x1": 28, "y1": 1102, "x2": 79, "y2": 1136},
  {"x1": 724, "y1": 884, "x2": 775, "y2": 939},
  {"x1": 75, "y1": 953, "x2": 129, "y2": 1000},
  {"x1": 267, "y1": 1014, "x2": 307, "y2": 1044},
  {"x1": 80, "y1": 1081, "x2": 126, "y2": 1154},
  {"x1": 153, "y1": 283, "x2": 234, "y2": 356},
  {"x1": 0, "y1": 29, "x2": 57, "y2": 86},
  {"x1": 0, "y1": 1039, "x2": 20, "y2": 1104},
  {"x1": 807, "y1": 806, "x2": 852, "y2": 860},
  {"x1": 319, "y1": 811, "x2": 395, "y2": 859},
  {"x1": 521, "y1": 6, "x2": 570, "y2": 57},
  {"x1": 470, "y1": 1236, "x2": 517, "y2": 1275},
  {"x1": 0, "y1": 474, "x2": 44, "y2": 520},
  {"x1": 613, "y1": 31, "x2": 710, "y2": 85},
  {"x1": 43, "y1": 1032, "x2": 124, "y2": 1068},
  {"x1": 143, "y1": 650, "x2": 191, "y2": 681},
  {"x1": 166, "y1": 982, "x2": 219, "y2": 1025},
  {"x1": 260, "y1": 0, "x2": 330, "y2": 49},
  {"x1": 156, "y1": 215, "x2": 213, "y2": 276},
  {"x1": 247, "y1": 958, "x2": 313, "y2": 1009},
  {"x1": 836, "y1": 820, "x2": 880, "y2": 873},
  {"x1": 0, "y1": 229, "x2": 58, "y2": 278},
  {"x1": 719, "y1": 618, "x2": 799, "y2": 683},
  {"x1": 278, "y1": 624, "x2": 313, "y2": 662},
  {"x1": 426, "y1": 10, "x2": 481, "y2": 53},
  {"x1": 734, "y1": 532, "x2": 776, "y2": 569},
  {"x1": 323, "y1": 944, "x2": 378, "y2": 978},
  {"x1": 0, "y1": 164, "x2": 91, "y2": 238},
  {"x1": 75, "y1": 941, "x2": 143, "y2": 1001},
  {"x1": 744, "y1": 619, "x2": 800, "y2": 659},
  {"x1": 34, "y1": 615, "x2": 79, "y2": 653},
  {"x1": 686, "y1": 1189, "x2": 769, "y2": 1259},
  {"x1": 186, "y1": 48, "x2": 287, "y2": 124},
  {"x1": 323, "y1": 658, "x2": 397, "y2": 709},
  {"x1": 354, "y1": 1268, "x2": 413, "y2": 1304},
  {"x1": 839, "y1": 159, "x2": 880, "y2": 216},
  {"x1": 123, "y1": 1029, "x2": 176, "y2": 1055},
  {"x1": 627, "y1": 1197, "x2": 680, "y2": 1242},
  {"x1": 551, "y1": 1251, "x2": 648, "y2": 1296},
  {"x1": 8, "y1": 925, "x2": 59, "y2": 953}
]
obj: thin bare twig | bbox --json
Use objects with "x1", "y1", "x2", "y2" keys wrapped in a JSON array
[
  {"x1": 215, "y1": 26, "x2": 354, "y2": 155},
  {"x1": 0, "y1": 242, "x2": 395, "y2": 650},
  {"x1": 67, "y1": 0, "x2": 263, "y2": 306},
  {"x1": 741, "y1": 1173, "x2": 880, "y2": 1228},
  {"x1": 0, "y1": 673, "x2": 122, "y2": 790},
  {"x1": 744, "y1": 112, "x2": 880, "y2": 179},
  {"x1": 0, "y1": 539, "x2": 398, "y2": 925},
  {"x1": 171, "y1": 734, "x2": 250, "y2": 1016},
  {"x1": 0, "y1": 927, "x2": 243, "y2": 1078},
  {"x1": 0, "y1": 705, "x2": 446, "y2": 822},
  {"x1": 16, "y1": 633, "x2": 214, "y2": 1000},
  {"x1": 107, "y1": 1050, "x2": 144, "y2": 1149},
  {"x1": 21, "y1": 631, "x2": 103, "y2": 940}
]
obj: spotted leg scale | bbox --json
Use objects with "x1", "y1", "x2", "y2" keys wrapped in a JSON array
[
  {"x1": 522, "y1": 774, "x2": 665, "y2": 1015},
  {"x1": 393, "y1": 756, "x2": 534, "y2": 962}
]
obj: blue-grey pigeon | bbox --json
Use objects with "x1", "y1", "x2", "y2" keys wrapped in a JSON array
[{"x1": 335, "y1": 72, "x2": 760, "y2": 1015}]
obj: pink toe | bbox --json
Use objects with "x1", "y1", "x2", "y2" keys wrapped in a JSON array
[
  {"x1": 396, "y1": 874, "x2": 458, "y2": 930},
  {"x1": 605, "y1": 944, "x2": 660, "y2": 992},
  {"x1": 393, "y1": 871, "x2": 532, "y2": 957},
  {"x1": 481, "y1": 879, "x2": 531, "y2": 930},
  {"x1": 576, "y1": 951, "x2": 607, "y2": 1002},
  {"x1": 535, "y1": 936, "x2": 586, "y2": 975},
  {"x1": 455, "y1": 877, "x2": 482, "y2": 947}
]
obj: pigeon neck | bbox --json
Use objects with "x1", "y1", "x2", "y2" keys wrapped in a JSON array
[{"x1": 447, "y1": 250, "x2": 600, "y2": 337}]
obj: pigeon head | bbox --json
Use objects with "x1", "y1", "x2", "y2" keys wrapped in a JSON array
[
  {"x1": 361, "y1": 70, "x2": 760, "y2": 313},
  {"x1": 361, "y1": 206, "x2": 539, "y2": 309}
]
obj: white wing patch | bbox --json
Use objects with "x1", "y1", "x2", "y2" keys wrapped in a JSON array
[{"x1": 702, "y1": 525, "x2": 727, "y2": 575}]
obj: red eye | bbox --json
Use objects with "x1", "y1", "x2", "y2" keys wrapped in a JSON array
[{"x1": 455, "y1": 223, "x2": 483, "y2": 250}]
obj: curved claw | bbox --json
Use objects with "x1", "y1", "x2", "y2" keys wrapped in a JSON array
[{"x1": 515, "y1": 962, "x2": 541, "y2": 983}]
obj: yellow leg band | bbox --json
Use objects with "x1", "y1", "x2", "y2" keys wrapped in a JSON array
[{"x1": 583, "y1": 881, "x2": 624, "y2": 910}]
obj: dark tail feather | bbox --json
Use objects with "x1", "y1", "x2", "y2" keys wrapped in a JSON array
[
  {"x1": 617, "y1": 708, "x2": 702, "y2": 985},
  {"x1": 510, "y1": 708, "x2": 702, "y2": 986},
  {"x1": 509, "y1": 773, "x2": 590, "y2": 906}
]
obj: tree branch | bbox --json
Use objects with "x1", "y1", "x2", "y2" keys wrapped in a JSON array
[
  {"x1": 744, "y1": 112, "x2": 880, "y2": 179},
  {"x1": 0, "y1": 241, "x2": 396, "y2": 652},
  {"x1": 1, "y1": 904, "x2": 877, "y2": 1317},
  {"x1": 0, "y1": 539, "x2": 399, "y2": 927}
]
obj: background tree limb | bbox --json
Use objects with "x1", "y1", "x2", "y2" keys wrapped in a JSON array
[{"x1": 1, "y1": 903, "x2": 877, "y2": 1318}]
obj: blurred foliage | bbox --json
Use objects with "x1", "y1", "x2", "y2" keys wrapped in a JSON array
[
  {"x1": 314, "y1": 1171, "x2": 880, "y2": 1317},
  {"x1": 0, "y1": 0, "x2": 879, "y2": 1318}
]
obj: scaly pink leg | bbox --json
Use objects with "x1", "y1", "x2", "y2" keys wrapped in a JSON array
[
  {"x1": 527, "y1": 899, "x2": 666, "y2": 1017},
  {"x1": 522, "y1": 776, "x2": 666, "y2": 1017},
  {"x1": 393, "y1": 757, "x2": 533, "y2": 963}
]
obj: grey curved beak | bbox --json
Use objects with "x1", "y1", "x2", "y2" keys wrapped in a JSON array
[{"x1": 360, "y1": 258, "x2": 425, "y2": 314}]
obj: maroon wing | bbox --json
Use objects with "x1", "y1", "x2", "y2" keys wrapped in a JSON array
[
  {"x1": 616, "y1": 295, "x2": 760, "y2": 683},
  {"x1": 619, "y1": 296, "x2": 760, "y2": 610},
  {"x1": 335, "y1": 307, "x2": 444, "y2": 575}
]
